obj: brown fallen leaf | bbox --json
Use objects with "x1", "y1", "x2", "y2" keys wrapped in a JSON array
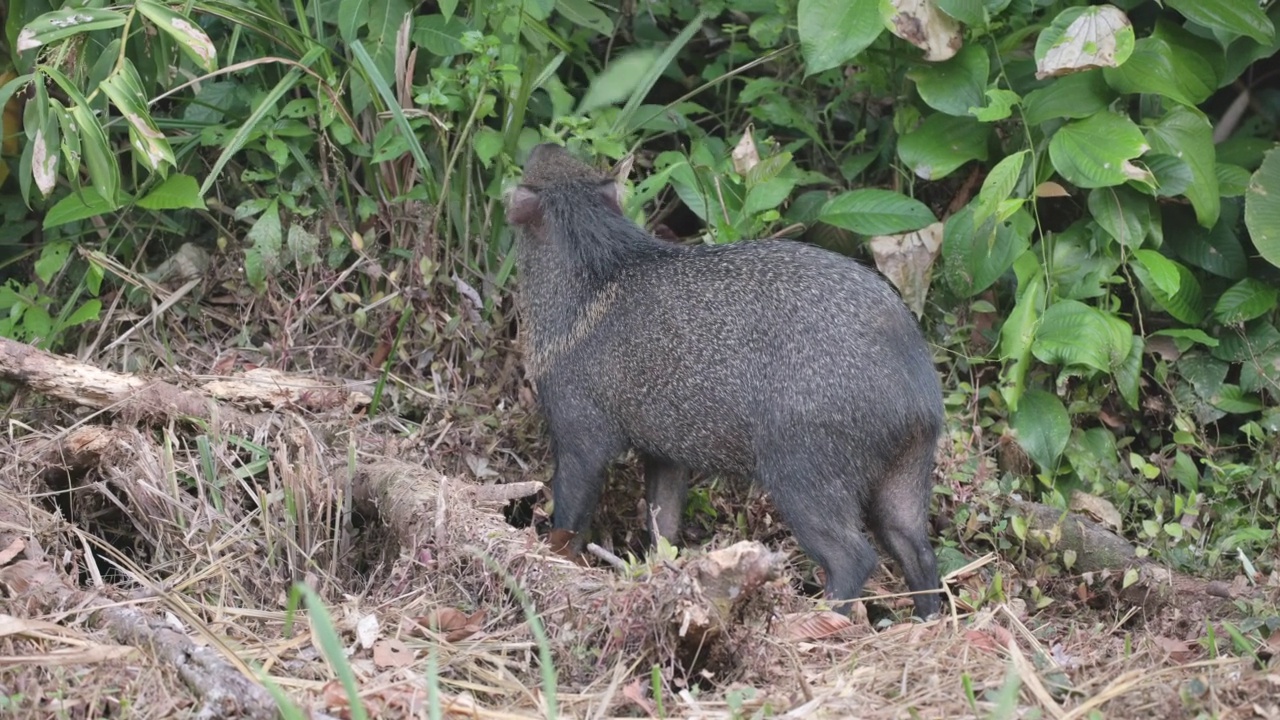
[
  {"x1": 1069, "y1": 490, "x2": 1123, "y2": 532},
  {"x1": 1152, "y1": 636, "x2": 1197, "y2": 663},
  {"x1": 372, "y1": 638, "x2": 412, "y2": 669},
  {"x1": 0, "y1": 538, "x2": 25, "y2": 566},
  {"x1": 778, "y1": 611, "x2": 857, "y2": 641},
  {"x1": 621, "y1": 678, "x2": 656, "y2": 716},
  {"x1": 1035, "y1": 181, "x2": 1071, "y2": 198}
]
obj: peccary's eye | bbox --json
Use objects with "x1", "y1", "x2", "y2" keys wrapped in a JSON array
[{"x1": 506, "y1": 186, "x2": 543, "y2": 226}]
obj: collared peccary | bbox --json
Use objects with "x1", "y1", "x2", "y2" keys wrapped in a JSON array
[{"x1": 505, "y1": 142, "x2": 944, "y2": 618}]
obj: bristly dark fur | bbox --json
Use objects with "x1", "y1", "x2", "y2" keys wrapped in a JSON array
[{"x1": 505, "y1": 142, "x2": 946, "y2": 620}]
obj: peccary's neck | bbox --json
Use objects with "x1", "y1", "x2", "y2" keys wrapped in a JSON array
[{"x1": 516, "y1": 191, "x2": 678, "y2": 371}]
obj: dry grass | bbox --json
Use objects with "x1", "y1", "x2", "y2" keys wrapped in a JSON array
[{"x1": 1, "y1": 251, "x2": 1278, "y2": 720}]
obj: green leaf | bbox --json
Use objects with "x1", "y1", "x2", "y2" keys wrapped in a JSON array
[
  {"x1": 1211, "y1": 384, "x2": 1264, "y2": 414},
  {"x1": 1000, "y1": 271, "x2": 1045, "y2": 413},
  {"x1": 43, "y1": 188, "x2": 118, "y2": 229},
  {"x1": 1032, "y1": 299, "x2": 1131, "y2": 374},
  {"x1": 743, "y1": 177, "x2": 797, "y2": 218},
  {"x1": 974, "y1": 150, "x2": 1027, "y2": 226},
  {"x1": 411, "y1": 14, "x2": 470, "y2": 56},
  {"x1": 1048, "y1": 111, "x2": 1151, "y2": 189},
  {"x1": 798, "y1": 0, "x2": 883, "y2": 76},
  {"x1": 99, "y1": 59, "x2": 175, "y2": 172},
  {"x1": 1146, "y1": 105, "x2": 1220, "y2": 229},
  {"x1": 135, "y1": 0, "x2": 218, "y2": 72},
  {"x1": 1245, "y1": 147, "x2": 1280, "y2": 269},
  {"x1": 472, "y1": 127, "x2": 504, "y2": 168},
  {"x1": 1034, "y1": 4, "x2": 1134, "y2": 79},
  {"x1": 555, "y1": 0, "x2": 613, "y2": 34},
  {"x1": 339, "y1": 0, "x2": 369, "y2": 43},
  {"x1": 1023, "y1": 71, "x2": 1115, "y2": 126},
  {"x1": 138, "y1": 173, "x2": 207, "y2": 210},
  {"x1": 1155, "y1": 328, "x2": 1219, "y2": 350},
  {"x1": 897, "y1": 113, "x2": 989, "y2": 181},
  {"x1": 972, "y1": 88, "x2": 1020, "y2": 122},
  {"x1": 41, "y1": 66, "x2": 121, "y2": 205},
  {"x1": 1115, "y1": 334, "x2": 1143, "y2": 409},
  {"x1": 577, "y1": 49, "x2": 662, "y2": 115},
  {"x1": 14, "y1": 8, "x2": 126, "y2": 52},
  {"x1": 1131, "y1": 251, "x2": 1206, "y2": 325},
  {"x1": 818, "y1": 189, "x2": 936, "y2": 235},
  {"x1": 34, "y1": 239, "x2": 70, "y2": 284},
  {"x1": 1103, "y1": 37, "x2": 1217, "y2": 108},
  {"x1": 1011, "y1": 389, "x2": 1071, "y2": 472},
  {"x1": 1165, "y1": 206, "x2": 1247, "y2": 280},
  {"x1": 1165, "y1": 0, "x2": 1274, "y2": 45},
  {"x1": 245, "y1": 200, "x2": 283, "y2": 292},
  {"x1": 1213, "y1": 279, "x2": 1278, "y2": 325},
  {"x1": 942, "y1": 205, "x2": 1032, "y2": 297},
  {"x1": 1216, "y1": 163, "x2": 1251, "y2": 198},
  {"x1": 909, "y1": 44, "x2": 989, "y2": 117},
  {"x1": 1143, "y1": 153, "x2": 1194, "y2": 198},
  {"x1": 1088, "y1": 185, "x2": 1150, "y2": 250},
  {"x1": 63, "y1": 299, "x2": 102, "y2": 329}
]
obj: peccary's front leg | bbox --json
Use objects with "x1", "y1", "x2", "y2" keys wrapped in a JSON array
[
  {"x1": 546, "y1": 401, "x2": 625, "y2": 553},
  {"x1": 642, "y1": 454, "x2": 690, "y2": 545}
]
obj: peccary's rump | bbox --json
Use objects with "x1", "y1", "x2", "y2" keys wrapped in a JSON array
[{"x1": 506, "y1": 143, "x2": 945, "y2": 618}]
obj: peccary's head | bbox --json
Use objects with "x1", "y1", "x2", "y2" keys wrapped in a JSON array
[{"x1": 505, "y1": 143, "x2": 624, "y2": 232}]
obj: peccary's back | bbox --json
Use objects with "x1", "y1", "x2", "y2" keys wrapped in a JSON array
[{"x1": 553, "y1": 238, "x2": 943, "y2": 477}]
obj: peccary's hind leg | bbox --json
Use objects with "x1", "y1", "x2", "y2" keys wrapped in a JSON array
[
  {"x1": 642, "y1": 454, "x2": 690, "y2": 545},
  {"x1": 867, "y1": 447, "x2": 942, "y2": 619},
  {"x1": 756, "y1": 442, "x2": 879, "y2": 617},
  {"x1": 546, "y1": 404, "x2": 626, "y2": 554}
]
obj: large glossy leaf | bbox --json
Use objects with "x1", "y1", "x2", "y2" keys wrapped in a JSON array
[
  {"x1": 798, "y1": 0, "x2": 883, "y2": 75},
  {"x1": 897, "y1": 113, "x2": 989, "y2": 180},
  {"x1": 138, "y1": 173, "x2": 207, "y2": 211},
  {"x1": 1022, "y1": 70, "x2": 1115, "y2": 126},
  {"x1": 411, "y1": 14, "x2": 471, "y2": 56},
  {"x1": 818, "y1": 189, "x2": 936, "y2": 235},
  {"x1": 1213, "y1": 279, "x2": 1279, "y2": 326},
  {"x1": 1245, "y1": 147, "x2": 1280, "y2": 269},
  {"x1": 1048, "y1": 111, "x2": 1151, "y2": 189},
  {"x1": 999, "y1": 264, "x2": 1045, "y2": 413},
  {"x1": 578, "y1": 49, "x2": 661, "y2": 115},
  {"x1": 556, "y1": 0, "x2": 614, "y2": 34},
  {"x1": 1164, "y1": 205, "x2": 1247, "y2": 280},
  {"x1": 1032, "y1": 299, "x2": 1132, "y2": 374},
  {"x1": 1011, "y1": 389, "x2": 1071, "y2": 472},
  {"x1": 973, "y1": 150, "x2": 1027, "y2": 226},
  {"x1": 942, "y1": 204, "x2": 1032, "y2": 297},
  {"x1": 1146, "y1": 105, "x2": 1219, "y2": 229},
  {"x1": 1165, "y1": 0, "x2": 1274, "y2": 45},
  {"x1": 909, "y1": 43, "x2": 988, "y2": 117},
  {"x1": 1088, "y1": 185, "x2": 1151, "y2": 250},
  {"x1": 1131, "y1": 250, "x2": 1206, "y2": 325},
  {"x1": 1051, "y1": 223, "x2": 1121, "y2": 300},
  {"x1": 1103, "y1": 36, "x2": 1217, "y2": 108}
]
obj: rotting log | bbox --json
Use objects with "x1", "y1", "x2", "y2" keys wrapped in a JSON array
[
  {"x1": 0, "y1": 337, "x2": 374, "y2": 433},
  {"x1": 1009, "y1": 498, "x2": 1253, "y2": 613}
]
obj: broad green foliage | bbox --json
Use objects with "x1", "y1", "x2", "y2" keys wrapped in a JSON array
[{"x1": 2, "y1": 0, "x2": 1279, "y2": 583}]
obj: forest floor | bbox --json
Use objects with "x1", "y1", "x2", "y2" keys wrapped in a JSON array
[{"x1": 0, "y1": 280, "x2": 1277, "y2": 720}]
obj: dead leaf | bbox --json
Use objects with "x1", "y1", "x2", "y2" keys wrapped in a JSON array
[
  {"x1": 414, "y1": 607, "x2": 486, "y2": 643},
  {"x1": 886, "y1": 0, "x2": 963, "y2": 62},
  {"x1": 356, "y1": 613, "x2": 380, "y2": 650},
  {"x1": 964, "y1": 628, "x2": 1009, "y2": 654},
  {"x1": 1069, "y1": 490, "x2": 1123, "y2": 532},
  {"x1": 868, "y1": 222, "x2": 944, "y2": 318},
  {"x1": 778, "y1": 611, "x2": 857, "y2": 641},
  {"x1": 731, "y1": 128, "x2": 760, "y2": 176},
  {"x1": 1035, "y1": 181, "x2": 1071, "y2": 197},
  {"x1": 1152, "y1": 636, "x2": 1196, "y2": 663},
  {"x1": 1036, "y1": 5, "x2": 1133, "y2": 79},
  {"x1": 0, "y1": 538, "x2": 25, "y2": 566},
  {"x1": 372, "y1": 638, "x2": 413, "y2": 669},
  {"x1": 621, "y1": 679, "x2": 656, "y2": 715}
]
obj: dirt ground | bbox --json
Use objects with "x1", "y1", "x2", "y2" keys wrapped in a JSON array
[{"x1": 1, "y1": 293, "x2": 1278, "y2": 720}]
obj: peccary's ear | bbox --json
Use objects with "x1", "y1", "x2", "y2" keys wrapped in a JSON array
[
  {"x1": 506, "y1": 185, "x2": 542, "y2": 226},
  {"x1": 597, "y1": 179, "x2": 624, "y2": 216}
]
